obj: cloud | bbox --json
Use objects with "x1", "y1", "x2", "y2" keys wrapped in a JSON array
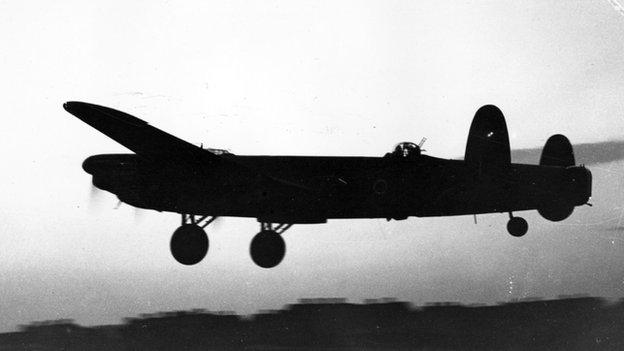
[{"x1": 511, "y1": 140, "x2": 624, "y2": 166}]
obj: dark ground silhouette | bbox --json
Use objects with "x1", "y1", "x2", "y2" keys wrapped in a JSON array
[{"x1": 1, "y1": 295, "x2": 622, "y2": 350}]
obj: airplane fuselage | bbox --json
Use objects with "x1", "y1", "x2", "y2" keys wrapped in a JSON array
[{"x1": 83, "y1": 152, "x2": 592, "y2": 224}]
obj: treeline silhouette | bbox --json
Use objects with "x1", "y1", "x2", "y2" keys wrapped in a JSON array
[{"x1": 1, "y1": 296, "x2": 623, "y2": 350}]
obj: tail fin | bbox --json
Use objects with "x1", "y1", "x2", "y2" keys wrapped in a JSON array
[
  {"x1": 538, "y1": 134, "x2": 579, "y2": 222},
  {"x1": 539, "y1": 134, "x2": 574, "y2": 167},
  {"x1": 464, "y1": 105, "x2": 511, "y2": 166}
]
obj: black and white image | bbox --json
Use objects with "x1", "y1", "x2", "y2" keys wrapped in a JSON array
[{"x1": 1, "y1": 1, "x2": 624, "y2": 349}]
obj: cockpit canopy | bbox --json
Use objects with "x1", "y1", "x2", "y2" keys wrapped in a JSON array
[{"x1": 393, "y1": 142, "x2": 421, "y2": 159}]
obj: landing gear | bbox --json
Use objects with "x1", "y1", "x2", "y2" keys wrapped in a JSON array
[
  {"x1": 169, "y1": 216, "x2": 293, "y2": 268},
  {"x1": 250, "y1": 223, "x2": 292, "y2": 268},
  {"x1": 170, "y1": 215, "x2": 216, "y2": 265},
  {"x1": 506, "y1": 212, "x2": 528, "y2": 237}
]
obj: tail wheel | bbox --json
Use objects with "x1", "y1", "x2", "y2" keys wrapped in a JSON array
[
  {"x1": 170, "y1": 224, "x2": 209, "y2": 265},
  {"x1": 507, "y1": 216, "x2": 528, "y2": 237},
  {"x1": 250, "y1": 230, "x2": 286, "y2": 268}
]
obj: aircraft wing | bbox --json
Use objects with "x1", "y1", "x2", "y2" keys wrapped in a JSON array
[
  {"x1": 64, "y1": 101, "x2": 312, "y2": 192},
  {"x1": 63, "y1": 101, "x2": 226, "y2": 167}
]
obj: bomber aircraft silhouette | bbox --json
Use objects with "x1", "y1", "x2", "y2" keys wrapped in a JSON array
[{"x1": 64, "y1": 102, "x2": 592, "y2": 268}]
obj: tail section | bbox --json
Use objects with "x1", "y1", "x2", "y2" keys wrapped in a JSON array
[
  {"x1": 464, "y1": 105, "x2": 511, "y2": 167},
  {"x1": 537, "y1": 134, "x2": 588, "y2": 222}
]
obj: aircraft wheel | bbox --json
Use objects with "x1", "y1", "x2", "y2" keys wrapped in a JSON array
[
  {"x1": 507, "y1": 217, "x2": 528, "y2": 237},
  {"x1": 250, "y1": 230, "x2": 286, "y2": 268},
  {"x1": 170, "y1": 224, "x2": 209, "y2": 265}
]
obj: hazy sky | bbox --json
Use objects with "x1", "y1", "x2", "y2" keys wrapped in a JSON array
[{"x1": 1, "y1": 0, "x2": 624, "y2": 332}]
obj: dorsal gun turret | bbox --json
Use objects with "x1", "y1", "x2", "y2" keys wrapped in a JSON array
[{"x1": 393, "y1": 142, "x2": 421, "y2": 159}]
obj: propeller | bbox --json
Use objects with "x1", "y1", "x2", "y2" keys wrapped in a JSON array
[
  {"x1": 133, "y1": 207, "x2": 146, "y2": 223},
  {"x1": 114, "y1": 199, "x2": 149, "y2": 223},
  {"x1": 87, "y1": 181, "x2": 146, "y2": 222},
  {"x1": 87, "y1": 183, "x2": 106, "y2": 212}
]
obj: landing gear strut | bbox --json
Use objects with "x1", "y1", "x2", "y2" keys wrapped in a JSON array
[
  {"x1": 506, "y1": 212, "x2": 528, "y2": 237},
  {"x1": 250, "y1": 223, "x2": 292, "y2": 268},
  {"x1": 170, "y1": 214, "x2": 216, "y2": 265}
]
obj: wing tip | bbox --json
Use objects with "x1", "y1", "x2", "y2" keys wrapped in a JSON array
[
  {"x1": 63, "y1": 101, "x2": 149, "y2": 127},
  {"x1": 63, "y1": 101, "x2": 80, "y2": 113}
]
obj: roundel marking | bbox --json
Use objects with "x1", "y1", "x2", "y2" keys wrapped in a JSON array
[{"x1": 373, "y1": 179, "x2": 388, "y2": 195}]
